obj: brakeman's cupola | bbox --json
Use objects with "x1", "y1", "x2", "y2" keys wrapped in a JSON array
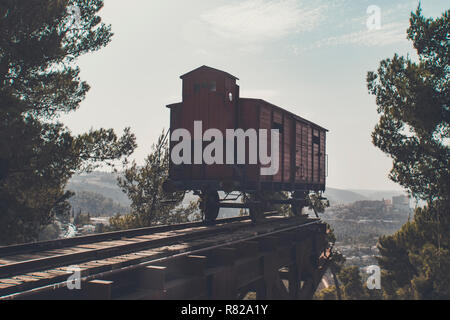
[{"x1": 180, "y1": 65, "x2": 240, "y2": 104}]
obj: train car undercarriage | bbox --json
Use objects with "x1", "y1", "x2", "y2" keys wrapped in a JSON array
[{"x1": 163, "y1": 179, "x2": 326, "y2": 223}]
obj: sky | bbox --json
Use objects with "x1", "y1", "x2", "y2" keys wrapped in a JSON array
[{"x1": 61, "y1": 0, "x2": 449, "y2": 191}]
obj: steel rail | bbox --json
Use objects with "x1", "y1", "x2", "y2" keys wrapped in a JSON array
[
  {"x1": 0, "y1": 213, "x2": 284, "y2": 279},
  {"x1": 0, "y1": 219, "x2": 322, "y2": 300},
  {"x1": 0, "y1": 215, "x2": 258, "y2": 258}
]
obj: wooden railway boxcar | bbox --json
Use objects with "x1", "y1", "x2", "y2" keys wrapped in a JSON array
[{"x1": 166, "y1": 66, "x2": 328, "y2": 222}]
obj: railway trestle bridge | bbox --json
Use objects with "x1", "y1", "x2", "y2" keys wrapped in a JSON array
[{"x1": 0, "y1": 215, "x2": 331, "y2": 300}]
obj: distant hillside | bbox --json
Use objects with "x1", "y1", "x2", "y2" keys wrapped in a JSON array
[
  {"x1": 348, "y1": 189, "x2": 406, "y2": 201},
  {"x1": 324, "y1": 187, "x2": 407, "y2": 205},
  {"x1": 67, "y1": 172, "x2": 407, "y2": 214},
  {"x1": 69, "y1": 190, "x2": 129, "y2": 217},
  {"x1": 67, "y1": 172, "x2": 130, "y2": 207},
  {"x1": 324, "y1": 188, "x2": 367, "y2": 204}
]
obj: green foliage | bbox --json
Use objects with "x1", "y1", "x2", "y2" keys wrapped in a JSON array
[
  {"x1": 109, "y1": 131, "x2": 200, "y2": 231},
  {"x1": 308, "y1": 191, "x2": 330, "y2": 214},
  {"x1": 338, "y1": 266, "x2": 368, "y2": 300},
  {"x1": 316, "y1": 265, "x2": 383, "y2": 300},
  {"x1": 377, "y1": 200, "x2": 450, "y2": 299},
  {"x1": 367, "y1": 6, "x2": 450, "y2": 300},
  {"x1": 38, "y1": 222, "x2": 62, "y2": 242},
  {"x1": 69, "y1": 190, "x2": 128, "y2": 216},
  {"x1": 0, "y1": 1, "x2": 136, "y2": 245},
  {"x1": 108, "y1": 201, "x2": 200, "y2": 231},
  {"x1": 108, "y1": 212, "x2": 142, "y2": 231},
  {"x1": 315, "y1": 286, "x2": 338, "y2": 300},
  {"x1": 324, "y1": 225, "x2": 344, "y2": 300},
  {"x1": 367, "y1": 6, "x2": 449, "y2": 202},
  {"x1": 270, "y1": 191, "x2": 291, "y2": 216}
]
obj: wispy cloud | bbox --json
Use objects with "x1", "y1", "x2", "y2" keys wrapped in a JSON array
[
  {"x1": 322, "y1": 22, "x2": 407, "y2": 46},
  {"x1": 200, "y1": 0, "x2": 327, "y2": 43},
  {"x1": 294, "y1": 22, "x2": 409, "y2": 54}
]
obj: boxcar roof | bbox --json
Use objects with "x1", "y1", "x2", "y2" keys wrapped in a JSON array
[
  {"x1": 180, "y1": 65, "x2": 239, "y2": 80},
  {"x1": 166, "y1": 102, "x2": 181, "y2": 108},
  {"x1": 240, "y1": 98, "x2": 329, "y2": 132},
  {"x1": 167, "y1": 98, "x2": 328, "y2": 132}
]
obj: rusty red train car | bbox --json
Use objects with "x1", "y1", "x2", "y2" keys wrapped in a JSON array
[{"x1": 165, "y1": 66, "x2": 328, "y2": 222}]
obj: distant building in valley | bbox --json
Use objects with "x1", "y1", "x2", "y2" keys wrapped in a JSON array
[{"x1": 392, "y1": 195, "x2": 410, "y2": 211}]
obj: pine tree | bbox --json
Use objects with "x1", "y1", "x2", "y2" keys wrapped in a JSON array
[
  {"x1": 367, "y1": 6, "x2": 449, "y2": 299},
  {"x1": 0, "y1": 1, "x2": 136, "y2": 244},
  {"x1": 367, "y1": 5, "x2": 449, "y2": 202}
]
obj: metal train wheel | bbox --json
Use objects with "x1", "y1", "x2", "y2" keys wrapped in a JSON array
[
  {"x1": 200, "y1": 190, "x2": 220, "y2": 223},
  {"x1": 291, "y1": 191, "x2": 308, "y2": 216},
  {"x1": 291, "y1": 202, "x2": 304, "y2": 216},
  {"x1": 247, "y1": 192, "x2": 268, "y2": 223}
]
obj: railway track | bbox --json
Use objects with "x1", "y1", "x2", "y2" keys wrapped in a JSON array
[
  {"x1": 0, "y1": 214, "x2": 326, "y2": 299},
  {"x1": 0, "y1": 215, "x2": 268, "y2": 279},
  {"x1": 0, "y1": 214, "x2": 254, "y2": 258}
]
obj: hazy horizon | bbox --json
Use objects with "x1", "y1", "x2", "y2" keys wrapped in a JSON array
[{"x1": 72, "y1": 170, "x2": 408, "y2": 194}]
